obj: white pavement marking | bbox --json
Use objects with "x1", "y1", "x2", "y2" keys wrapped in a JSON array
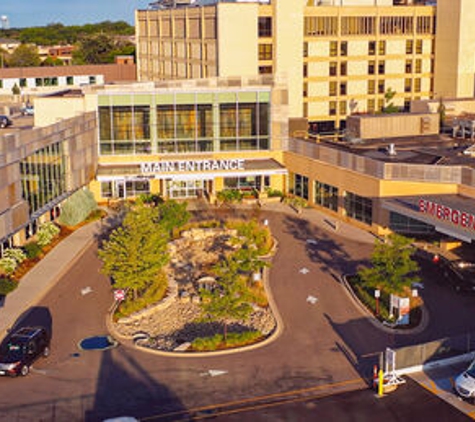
[
  {"x1": 81, "y1": 286, "x2": 93, "y2": 296},
  {"x1": 299, "y1": 267, "x2": 310, "y2": 275},
  {"x1": 306, "y1": 239, "x2": 318, "y2": 245},
  {"x1": 306, "y1": 295, "x2": 318, "y2": 305},
  {"x1": 200, "y1": 369, "x2": 228, "y2": 377}
]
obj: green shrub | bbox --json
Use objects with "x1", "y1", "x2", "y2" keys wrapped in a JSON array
[
  {"x1": 23, "y1": 242, "x2": 43, "y2": 259},
  {"x1": 265, "y1": 188, "x2": 284, "y2": 198},
  {"x1": 217, "y1": 189, "x2": 243, "y2": 204},
  {"x1": 58, "y1": 188, "x2": 98, "y2": 226},
  {"x1": 2, "y1": 248, "x2": 26, "y2": 264},
  {"x1": 37, "y1": 222, "x2": 60, "y2": 247},
  {"x1": 191, "y1": 331, "x2": 262, "y2": 351},
  {"x1": 0, "y1": 277, "x2": 18, "y2": 295},
  {"x1": 0, "y1": 257, "x2": 18, "y2": 275}
]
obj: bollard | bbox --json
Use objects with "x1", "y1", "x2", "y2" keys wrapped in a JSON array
[
  {"x1": 373, "y1": 365, "x2": 378, "y2": 390},
  {"x1": 378, "y1": 369, "x2": 384, "y2": 397}
]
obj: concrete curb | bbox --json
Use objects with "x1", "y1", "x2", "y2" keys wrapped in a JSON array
[
  {"x1": 340, "y1": 274, "x2": 429, "y2": 336},
  {"x1": 107, "y1": 237, "x2": 285, "y2": 358}
]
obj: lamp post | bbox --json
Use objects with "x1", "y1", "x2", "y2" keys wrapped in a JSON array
[{"x1": 374, "y1": 289, "x2": 381, "y2": 317}]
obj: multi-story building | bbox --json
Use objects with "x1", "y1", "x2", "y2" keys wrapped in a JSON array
[{"x1": 136, "y1": 0, "x2": 474, "y2": 133}]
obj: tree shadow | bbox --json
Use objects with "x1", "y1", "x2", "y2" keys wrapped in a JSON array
[
  {"x1": 5, "y1": 305, "x2": 53, "y2": 340},
  {"x1": 282, "y1": 214, "x2": 372, "y2": 276},
  {"x1": 84, "y1": 347, "x2": 186, "y2": 422}
]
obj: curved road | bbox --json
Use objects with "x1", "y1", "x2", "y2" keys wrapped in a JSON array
[{"x1": 0, "y1": 210, "x2": 473, "y2": 421}]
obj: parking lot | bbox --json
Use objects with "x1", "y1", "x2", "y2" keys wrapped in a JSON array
[{"x1": 410, "y1": 361, "x2": 475, "y2": 419}]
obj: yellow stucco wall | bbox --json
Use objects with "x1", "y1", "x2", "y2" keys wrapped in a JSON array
[{"x1": 217, "y1": 3, "x2": 258, "y2": 78}]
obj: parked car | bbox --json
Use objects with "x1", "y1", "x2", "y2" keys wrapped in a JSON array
[
  {"x1": 0, "y1": 115, "x2": 12, "y2": 128},
  {"x1": 21, "y1": 105, "x2": 34, "y2": 116},
  {"x1": 0, "y1": 326, "x2": 50, "y2": 376},
  {"x1": 455, "y1": 359, "x2": 475, "y2": 401}
]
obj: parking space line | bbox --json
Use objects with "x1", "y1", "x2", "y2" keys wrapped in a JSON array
[{"x1": 428, "y1": 379, "x2": 439, "y2": 394}]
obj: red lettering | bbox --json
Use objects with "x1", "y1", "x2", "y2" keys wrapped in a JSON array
[
  {"x1": 437, "y1": 205, "x2": 443, "y2": 219},
  {"x1": 452, "y1": 210, "x2": 460, "y2": 225},
  {"x1": 426, "y1": 201, "x2": 436, "y2": 216},
  {"x1": 444, "y1": 206, "x2": 451, "y2": 220},
  {"x1": 419, "y1": 199, "x2": 426, "y2": 213},
  {"x1": 461, "y1": 212, "x2": 468, "y2": 228}
]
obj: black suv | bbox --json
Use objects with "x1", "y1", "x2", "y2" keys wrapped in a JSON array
[
  {"x1": 0, "y1": 115, "x2": 12, "y2": 128},
  {"x1": 0, "y1": 327, "x2": 50, "y2": 376}
]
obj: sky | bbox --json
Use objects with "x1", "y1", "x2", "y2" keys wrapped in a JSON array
[{"x1": 0, "y1": 0, "x2": 152, "y2": 28}]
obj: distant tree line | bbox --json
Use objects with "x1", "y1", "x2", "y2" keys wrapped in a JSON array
[{"x1": 0, "y1": 21, "x2": 135, "y2": 67}]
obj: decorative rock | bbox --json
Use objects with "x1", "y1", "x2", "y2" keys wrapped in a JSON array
[{"x1": 174, "y1": 342, "x2": 192, "y2": 352}]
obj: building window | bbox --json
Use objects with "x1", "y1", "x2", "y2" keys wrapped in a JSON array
[
  {"x1": 340, "y1": 41, "x2": 348, "y2": 56},
  {"x1": 329, "y1": 62, "x2": 337, "y2": 77},
  {"x1": 404, "y1": 78, "x2": 412, "y2": 93},
  {"x1": 303, "y1": 64, "x2": 308, "y2": 78},
  {"x1": 303, "y1": 42, "x2": 308, "y2": 58},
  {"x1": 290, "y1": 173, "x2": 309, "y2": 200},
  {"x1": 416, "y1": 39, "x2": 423, "y2": 54},
  {"x1": 406, "y1": 40, "x2": 413, "y2": 54},
  {"x1": 339, "y1": 100, "x2": 347, "y2": 115},
  {"x1": 19, "y1": 78, "x2": 27, "y2": 88},
  {"x1": 415, "y1": 78, "x2": 421, "y2": 93},
  {"x1": 66, "y1": 76, "x2": 74, "y2": 85},
  {"x1": 378, "y1": 61, "x2": 385, "y2": 75},
  {"x1": 378, "y1": 41, "x2": 386, "y2": 55},
  {"x1": 368, "y1": 41, "x2": 376, "y2": 55},
  {"x1": 101, "y1": 182, "x2": 113, "y2": 198},
  {"x1": 405, "y1": 60, "x2": 412, "y2": 74},
  {"x1": 258, "y1": 44, "x2": 273, "y2": 60},
  {"x1": 368, "y1": 80, "x2": 375, "y2": 95},
  {"x1": 389, "y1": 212, "x2": 433, "y2": 234},
  {"x1": 259, "y1": 66, "x2": 272, "y2": 74},
  {"x1": 315, "y1": 181, "x2": 338, "y2": 211},
  {"x1": 378, "y1": 98, "x2": 384, "y2": 111},
  {"x1": 415, "y1": 59, "x2": 422, "y2": 73},
  {"x1": 19, "y1": 142, "x2": 66, "y2": 214},
  {"x1": 367, "y1": 99, "x2": 375, "y2": 113},
  {"x1": 35, "y1": 78, "x2": 43, "y2": 87},
  {"x1": 340, "y1": 82, "x2": 347, "y2": 96},
  {"x1": 224, "y1": 176, "x2": 269, "y2": 191},
  {"x1": 329, "y1": 81, "x2": 337, "y2": 96},
  {"x1": 89, "y1": 76, "x2": 96, "y2": 85},
  {"x1": 330, "y1": 41, "x2": 338, "y2": 57},
  {"x1": 340, "y1": 62, "x2": 347, "y2": 76},
  {"x1": 258, "y1": 17, "x2": 272, "y2": 37},
  {"x1": 329, "y1": 101, "x2": 337, "y2": 116},
  {"x1": 378, "y1": 80, "x2": 385, "y2": 94},
  {"x1": 344, "y1": 191, "x2": 372, "y2": 225},
  {"x1": 368, "y1": 61, "x2": 375, "y2": 75},
  {"x1": 404, "y1": 98, "x2": 411, "y2": 111}
]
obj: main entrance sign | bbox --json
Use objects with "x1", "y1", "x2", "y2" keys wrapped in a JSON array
[
  {"x1": 419, "y1": 199, "x2": 475, "y2": 230},
  {"x1": 140, "y1": 159, "x2": 245, "y2": 174}
]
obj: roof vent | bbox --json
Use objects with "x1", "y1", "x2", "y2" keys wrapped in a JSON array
[{"x1": 387, "y1": 143, "x2": 397, "y2": 156}]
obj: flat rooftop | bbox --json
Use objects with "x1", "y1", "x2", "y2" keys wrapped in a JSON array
[{"x1": 317, "y1": 133, "x2": 475, "y2": 168}]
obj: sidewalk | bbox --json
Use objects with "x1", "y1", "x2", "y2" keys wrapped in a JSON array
[
  {"x1": 0, "y1": 203, "x2": 376, "y2": 341},
  {"x1": 0, "y1": 221, "x2": 103, "y2": 339}
]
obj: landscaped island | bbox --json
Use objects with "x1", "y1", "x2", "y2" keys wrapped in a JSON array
[{"x1": 99, "y1": 198, "x2": 278, "y2": 352}]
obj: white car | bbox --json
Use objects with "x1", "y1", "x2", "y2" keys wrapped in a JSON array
[{"x1": 455, "y1": 360, "x2": 475, "y2": 400}]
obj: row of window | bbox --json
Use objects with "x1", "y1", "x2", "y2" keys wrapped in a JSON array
[
  {"x1": 0, "y1": 76, "x2": 97, "y2": 89},
  {"x1": 289, "y1": 174, "x2": 373, "y2": 225},
  {"x1": 323, "y1": 78, "x2": 423, "y2": 98},
  {"x1": 98, "y1": 102, "x2": 270, "y2": 155},
  {"x1": 304, "y1": 15, "x2": 435, "y2": 37}
]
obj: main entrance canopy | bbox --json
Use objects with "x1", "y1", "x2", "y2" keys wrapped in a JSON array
[{"x1": 382, "y1": 195, "x2": 475, "y2": 243}]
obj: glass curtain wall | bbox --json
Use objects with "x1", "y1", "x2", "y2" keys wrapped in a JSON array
[
  {"x1": 99, "y1": 105, "x2": 151, "y2": 155},
  {"x1": 20, "y1": 142, "x2": 66, "y2": 214}
]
